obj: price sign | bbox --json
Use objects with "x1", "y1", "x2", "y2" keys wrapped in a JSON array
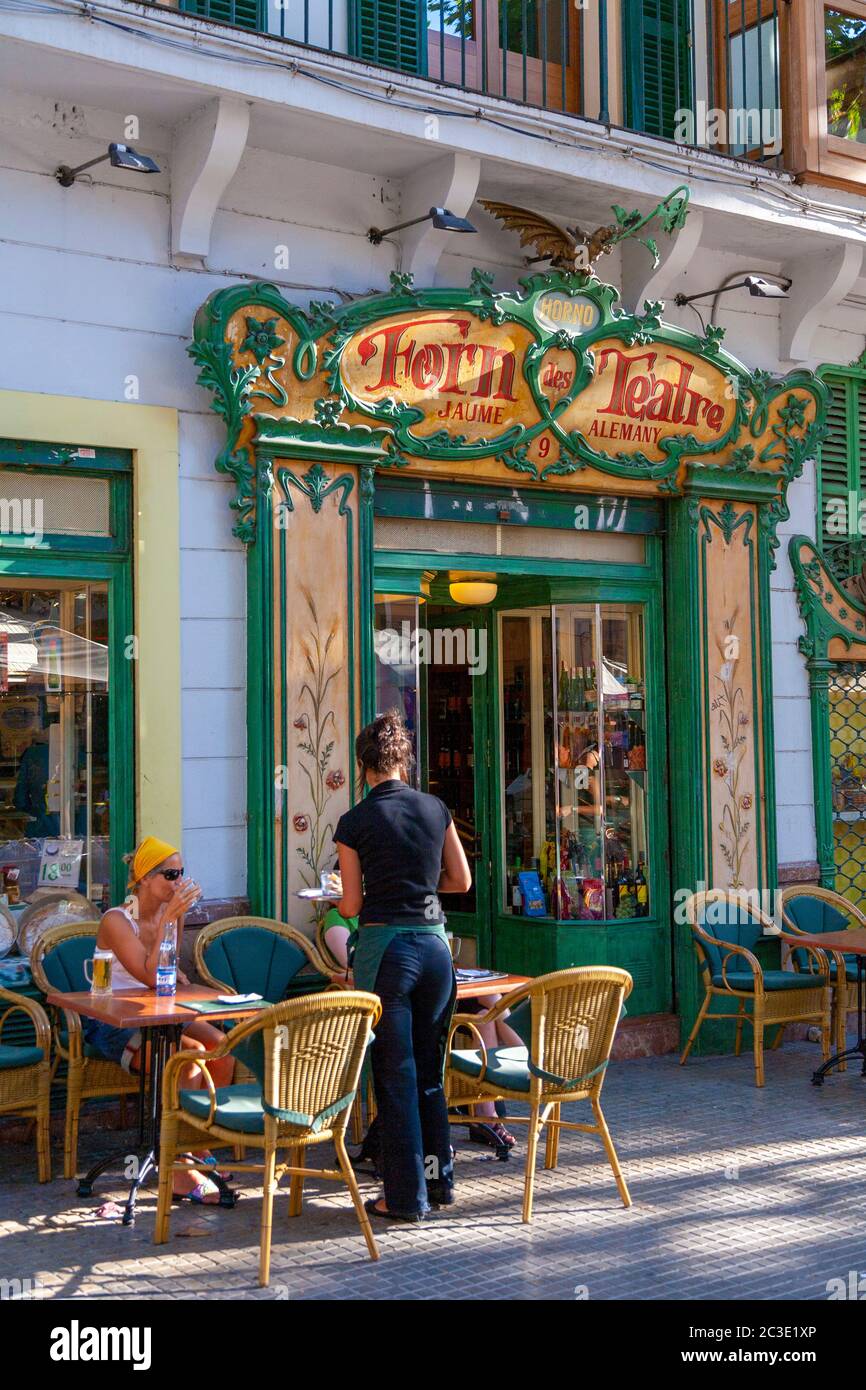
[{"x1": 38, "y1": 838, "x2": 84, "y2": 889}]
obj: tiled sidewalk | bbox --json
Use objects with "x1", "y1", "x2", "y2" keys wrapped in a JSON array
[{"x1": 1, "y1": 1040, "x2": 864, "y2": 1301}]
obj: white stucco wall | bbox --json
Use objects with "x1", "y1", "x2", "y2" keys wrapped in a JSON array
[{"x1": 0, "y1": 76, "x2": 861, "y2": 891}]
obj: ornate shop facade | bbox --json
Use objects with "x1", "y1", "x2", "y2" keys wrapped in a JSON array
[{"x1": 192, "y1": 265, "x2": 828, "y2": 1035}]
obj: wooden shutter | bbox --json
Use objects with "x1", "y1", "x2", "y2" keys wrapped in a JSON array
[
  {"x1": 350, "y1": 0, "x2": 427, "y2": 74},
  {"x1": 624, "y1": 0, "x2": 692, "y2": 140},
  {"x1": 180, "y1": 0, "x2": 261, "y2": 30},
  {"x1": 818, "y1": 372, "x2": 866, "y2": 563}
]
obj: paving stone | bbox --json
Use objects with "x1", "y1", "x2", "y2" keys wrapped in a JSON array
[{"x1": 2, "y1": 1042, "x2": 865, "y2": 1299}]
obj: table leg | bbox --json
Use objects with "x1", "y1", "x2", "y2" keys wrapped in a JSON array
[{"x1": 811, "y1": 955, "x2": 866, "y2": 1085}]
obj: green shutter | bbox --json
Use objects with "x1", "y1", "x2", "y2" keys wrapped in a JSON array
[
  {"x1": 350, "y1": 0, "x2": 427, "y2": 75},
  {"x1": 818, "y1": 372, "x2": 866, "y2": 567},
  {"x1": 624, "y1": 0, "x2": 692, "y2": 140},
  {"x1": 180, "y1": 0, "x2": 262, "y2": 31}
]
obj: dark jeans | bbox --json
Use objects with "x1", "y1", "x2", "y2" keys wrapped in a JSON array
[{"x1": 371, "y1": 932, "x2": 455, "y2": 1216}]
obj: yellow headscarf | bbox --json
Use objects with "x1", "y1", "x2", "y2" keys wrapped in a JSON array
[{"x1": 126, "y1": 836, "x2": 180, "y2": 890}]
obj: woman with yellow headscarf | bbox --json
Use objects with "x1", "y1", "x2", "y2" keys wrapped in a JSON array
[{"x1": 86, "y1": 836, "x2": 236, "y2": 1205}]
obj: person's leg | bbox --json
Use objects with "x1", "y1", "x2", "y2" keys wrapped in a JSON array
[
  {"x1": 181, "y1": 1020, "x2": 234, "y2": 1087},
  {"x1": 411, "y1": 934, "x2": 457, "y2": 1197},
  {"x1": 370, "y1": 937, "x2": 427, "y2": 1216}
]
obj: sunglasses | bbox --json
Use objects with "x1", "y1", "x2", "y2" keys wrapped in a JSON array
[{"x1": 155, "y1": 868, "x2": 185, "y2": 882}]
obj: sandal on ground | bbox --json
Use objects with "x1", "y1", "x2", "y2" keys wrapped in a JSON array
[
  {"x1": 426, "y1": 1181, "x2": 455, "y2": 1208},
  {"x1": 469, "y1": 1121, "x2": 516, "y2": 1149},
  {"x1": 183, "y1": 1152, "x2": 234, "y2": 1182},
  {"x1": 364, "y1": 1198, "x2": 425, "y2": 1224},
  {"x1": 172, "y1": 1179, "x2": 239, "y2": 1208}
]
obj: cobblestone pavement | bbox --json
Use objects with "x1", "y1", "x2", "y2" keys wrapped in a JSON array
[{"x1": 1, "y1": 1040, "x2": 865, "y2": 1301}]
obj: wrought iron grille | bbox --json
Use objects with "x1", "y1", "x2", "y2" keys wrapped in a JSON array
[{"x1": 830, "y1": 662, "x2": 866, "y2": 901}]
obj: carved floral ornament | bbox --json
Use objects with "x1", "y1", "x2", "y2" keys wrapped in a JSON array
[
  {"x1": 190, "y1": 267, "x2": 829, "y2": 546},
  {"x1": 790, "y1": 536, "x2": 866, "y2": 661}
]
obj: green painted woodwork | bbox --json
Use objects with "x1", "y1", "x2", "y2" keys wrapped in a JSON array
[
  {"x1": 349, "y1": 0, "x2": 427, "y2": 75},
  {"x1": 180, "y1": 0, "x2": 262, "y2": 29},
  {"x1": 815, "y1": 361, "x2": 866, "y2": 577},
  {"x1": 190, "y1": 270, "x2": 826, "y2": 548},
  {"x1": 0, "y1": 441, "x2": 134, "y2": 908},
  {"x1": 790, "y1": 535, "x2": 866, "y2": 890},
  {"x1": 191, "y1": 275, "x2": 829, "y2": 1020},
  {"x1": 373, "y1": 473, "x2": 662, "y2": 533},
  {"x1": 624, "y1": 0, "x2": 692, "y2": 140},
  {"x1": 390, "y1": 539, "x2": 670, "y2": 1014}
]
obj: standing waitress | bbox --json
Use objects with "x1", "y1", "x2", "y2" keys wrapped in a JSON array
[{"x1": 334, "y1": 710, "x2": 471, "y2": 1223}]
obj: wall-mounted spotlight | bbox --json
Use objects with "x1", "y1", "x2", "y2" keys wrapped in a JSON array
[
  {"x1": 674, "y1": 274, "x2": 791, "y2": 308},
  {"x1": 55, "y1": 143, "x2": 161, "y2": 188},
  {"x1": 368, "y1": 205, "x2": 477, "y2": 245}
]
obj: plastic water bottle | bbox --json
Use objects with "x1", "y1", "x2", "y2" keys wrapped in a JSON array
[{"x1": 156, "y1": 923, "x2": 177, "y2": 997}]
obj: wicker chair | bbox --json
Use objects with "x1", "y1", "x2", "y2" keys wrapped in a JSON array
[
  {"x1": 679, "y1": 889, "x2": 832, "y2": 1087},
  {"x1": 194, "y1": 917, "x2": 332, "y2": 999},
  {"x1": 445, "y1": 966, "x2": 633, "y2": 1223},
  {"x1": 155, "y1": 990, "x2": 381, "y2": 1286},
  {"x1": 0, "y1": 985, "x2": 53, "y2": 1181},
  {"x1": 30, "y1": 922, "x2": 139, "y2": 1178},
  {"x1": 780, "y1": 884, "x2": 866, "y2": 1066}
]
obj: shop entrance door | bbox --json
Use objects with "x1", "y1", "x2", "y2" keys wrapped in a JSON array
[{"x1": 422, "y1": 605, "x2": 493, "y2": 966}]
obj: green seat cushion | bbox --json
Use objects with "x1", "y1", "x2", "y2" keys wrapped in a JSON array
[
  {"x1": 450, "y1": 1044, "x2": 530, "y2": 1092},
  {"x1": 178, "y1": 1082, "x2": 265, "y2": 1134},
  {"x1": 784, "y1": 895, "x2": 858, "y2": 978},
  {"x1": 202, "y1": 926, "x2": 319, "y2": 1003},
  {"x1": 41, "y1": 937, "x2": 94, "y2": 993},
  {"x1": 829, "y1": 961, "x2": 858, "y2": 983},
  {"x1": 712, "y1": 970, "x2": 825, "y2": 992},
  {"x1": 695, "y1": 902, "x2": 765, "y2": 975},
  {"x1": 0, "y1": 1043, "x2": 44, "y2": 1069}
]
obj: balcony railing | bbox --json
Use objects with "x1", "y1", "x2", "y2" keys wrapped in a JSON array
[{"x1": 164, "y1": 0, "x2": 866, "y2": 184}]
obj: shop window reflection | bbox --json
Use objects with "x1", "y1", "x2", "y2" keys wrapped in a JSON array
[
  {"x1": 500, "y1": 601, "x2": 650, "y2": 923},
  {"x1": 373, "y1": 596, "x2": 420, "y2": 785}
]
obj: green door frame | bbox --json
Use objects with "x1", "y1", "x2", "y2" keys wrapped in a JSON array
[
  {"x1": 374, "y1": 539, "x2": 671, "y2": 1011},
  {"x1": 0, "y1": 451, "x2": 134, "y2": 906}
]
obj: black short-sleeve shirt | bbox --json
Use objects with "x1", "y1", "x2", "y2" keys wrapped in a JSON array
[{"x1": 334, "y1": 779, "x2": 452, "y2": 926}]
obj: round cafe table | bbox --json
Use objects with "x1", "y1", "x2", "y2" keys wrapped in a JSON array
[
  {"x1": 46, "y1": 984, "x2": 265, "y2": 1224},
  {"x1": 779, "y1": 927, "x2": 866, "y2": 1084}
]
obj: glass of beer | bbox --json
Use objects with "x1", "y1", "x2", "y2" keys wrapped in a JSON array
[{"x1": 84, "y1": 949, "x2": 113, "y2": 996}]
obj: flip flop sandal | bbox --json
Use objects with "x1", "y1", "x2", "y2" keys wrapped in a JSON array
[
  {"x1": 172, "y1": 1180, "x2": 239, "y2": 1209},
  {"x1": 182, "y1": 1152, "x2": 235, "y2": 1182},
  {"x1": 469, "y1": 1121, "x2": 516, "y2": 1150},
  {"x1": 364, "y1": 1198, "x2": 425, "y2": 1225}
]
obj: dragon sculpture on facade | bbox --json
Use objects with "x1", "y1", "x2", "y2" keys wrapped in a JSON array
[{"x1": 479, "y1": 185, "x2": 690, "y2": 272}]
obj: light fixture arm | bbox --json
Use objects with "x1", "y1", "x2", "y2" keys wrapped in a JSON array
[
  {"x1": 55, "y1": 153, "x2": 109, "y2": 187},
  {"x1": 368, "y1": 213, "x2": 427, "y2": 245}
]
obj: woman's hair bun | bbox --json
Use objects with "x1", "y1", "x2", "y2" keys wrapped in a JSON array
[{"x1": 355, "y1": 708, "x2": 413, "y2": 781}]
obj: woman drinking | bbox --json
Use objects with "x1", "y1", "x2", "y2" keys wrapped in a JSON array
[
  {"x1": 91, "y1": 836, "x2": 235, "y2": 1205},
  {"x1": 335, "y1": 710, "x2": 471, "y2": 1222}
]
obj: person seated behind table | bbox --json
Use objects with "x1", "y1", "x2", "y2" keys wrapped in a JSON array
[
  {"x1": 324, "y1": 904, "x2": 522, "y2": 1152},
  {"x1": 90, "y1": 836, "x2": 236, "y2": 1206}
]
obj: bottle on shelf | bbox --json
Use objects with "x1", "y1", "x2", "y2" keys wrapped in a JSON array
[
  {"x1": 635, "y1": 858, "x2": 649, "y2": 916},
  {"x1": 616, "y1": 859, "x2": 636, "y2": 918},
  {"x1": 511, "y1": 856, "x2": 523, "y2": 913}
]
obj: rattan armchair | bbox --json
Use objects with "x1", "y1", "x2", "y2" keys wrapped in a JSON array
[
  {"x1": 0, "y1": 985, "x2": 52, "y2": 1181},
  {"x1": 679, "y1": 889, "x2": 832, "y2": 1087},
  {"x1": 155, "y1": 990, "x2": 381, "y2": 1286},
  {"x1": 30, "y1": 922, "x2": 140, "y2": 1178},
  {"x1": 446, "y1": 966, "x2": 633, "y2": 1223},
  {"x1": 193, "y1": 916, "x2": 332, "y2": 998},
  {"x1": 780, "y1": 884, "x2": 866, "y2": 1066}
]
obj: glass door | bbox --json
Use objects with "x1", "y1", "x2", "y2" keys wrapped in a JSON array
[
  {"x1": 0, "y1": 582, "x2": 112, "y2": 906},
  {"x1": 499, "y1": 600, "x2": 653, "y2": 924},
  {"x1": 423, "y1": 604, "x2": 492, "y2": 964}
]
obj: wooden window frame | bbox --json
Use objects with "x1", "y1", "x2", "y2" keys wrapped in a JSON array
[{"x1": 787, "y1": 0, "x2": 866, "y2": 186}]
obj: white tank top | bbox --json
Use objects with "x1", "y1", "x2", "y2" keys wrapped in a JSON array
[{"x1": 101, "y1": 905, "x2": 148, "y2": 992}]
